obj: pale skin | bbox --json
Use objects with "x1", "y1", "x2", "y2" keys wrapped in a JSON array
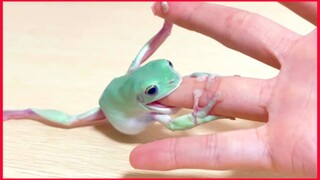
[
  {"x1": 3, "y1": 5, "x2": 228, "y2": 135},
  {"x1": 130, "y1": 2, "x2": 317, "y2": 177}
]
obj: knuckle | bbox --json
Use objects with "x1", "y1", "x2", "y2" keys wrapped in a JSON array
[
  {"x1": 168, "y1": 138, "x2": 179, "y2": 168},
  {"x1": 223, "y1": 10, "x2": 256, "y2": 45},
  {"x1": 259, "y1": 78, "x2": 276, "y2": 107},
  {"x1": 204, "y1": 134, "x2": 221, "y2": 168}
]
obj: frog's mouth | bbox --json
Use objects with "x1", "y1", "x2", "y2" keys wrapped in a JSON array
[
  {"x1": 147, "y1": 100, "x2": 173, "y2": 108},
  {"x1": 146, "y1": 100, "x2": 179, "y2": 114},
  {"x1": 145, "y1": 73, "x2": 182, "y2": 114}
]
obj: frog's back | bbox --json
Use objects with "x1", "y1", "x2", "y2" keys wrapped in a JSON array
[
  {"x1": 98, "y1": 75, "x2": 150, "y2": 134},
  {"x1": 99, "y1": 75, "x2": 129, "y2": 120}
]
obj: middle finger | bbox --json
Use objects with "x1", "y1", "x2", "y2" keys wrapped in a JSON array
[{"x1": 152, "y1": 2, "x2": 302, "y2": 69}]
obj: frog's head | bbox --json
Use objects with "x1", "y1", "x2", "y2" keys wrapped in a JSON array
[{"x1": 130, "y1": 59, "x2": 182, "y2": 112}]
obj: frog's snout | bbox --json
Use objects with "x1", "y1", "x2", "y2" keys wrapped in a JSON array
[
  {"x1": 169, "y1": 79, "x2": 175, "y2": 84},
  {"x1": 168, "y1": 74, "x2": 180, "y2": 85}
]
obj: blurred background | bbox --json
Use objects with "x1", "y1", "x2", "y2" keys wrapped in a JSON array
[{"x1": 3, "y1": 2, "x2": 315, "y2": 178}]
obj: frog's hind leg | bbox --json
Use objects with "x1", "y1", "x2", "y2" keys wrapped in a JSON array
[
  {"x1": 3, "y1": 107, "x2": 106, "y2": 128},
  {"x1": 127, "y1": 3, "x2": 173, "y2": 73},
  {"x1": 127, "y1": 20, "x2": 173, "y2": 73}
]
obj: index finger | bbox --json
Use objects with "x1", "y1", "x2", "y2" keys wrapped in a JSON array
[
  {"x1": 152, "y1": 2, "x2": 301, "y2": 69},
  {"x1": 159, "y1": 76, "x2": 272, "y2": 122}
]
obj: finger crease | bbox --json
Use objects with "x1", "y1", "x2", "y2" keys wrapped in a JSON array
[
  {"x1": 258, "y1": 126, "x2": 276, "y2": 171},
  {"x1": 169, "y1": 138, "x2": 179, "y2": 169},
  {"x1": 184, "y1": 3, "x2": 205, "y2": 31},
  {"x1": 222, "y1": 10, "x2": 253, "y2": 48},
  {"x1": 204, "y1": 134, "x2": 221, "y2": 169},
  {"x1": 259, "y1": 78, "x2": 275, "y2": 109}
]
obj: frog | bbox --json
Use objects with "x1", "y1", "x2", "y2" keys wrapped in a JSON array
[{"x1": 3, "y1": 2, "x2": 229, "y2": 135}]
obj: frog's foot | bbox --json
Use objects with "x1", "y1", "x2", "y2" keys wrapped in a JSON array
[
  {"x1": 153, "y1": 89, "x2": 227, "y2": 131},
  {"x1": 153, "y1": 73, "x2": 235, "y2": 131},
  {"x1": 188, "y1": 72, "x2": 219, "y2": 78},
  {"x1": 189, "y1": 73, "x2": 235, "y2": 120},
  {"x1": 3, "y1": 107, "x2": 106, "y2": 128}
]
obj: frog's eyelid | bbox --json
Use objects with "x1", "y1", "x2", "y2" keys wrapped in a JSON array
[{"x1": 145, "y1": 85, "x2": 158, "y2": 96}]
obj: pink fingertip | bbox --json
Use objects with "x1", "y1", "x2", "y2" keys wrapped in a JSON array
[
  {"x1": 151, "y1": 2, "x2": 157, "y2": 16},
  {"x1": 130, "y1": 139, "x2": 172, "y2": 170}
]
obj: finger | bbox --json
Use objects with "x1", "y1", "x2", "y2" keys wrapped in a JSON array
[
  {"x1": 130, "y1": 127, "x2": 273, "y2": 171},
  {"x1": 159, "y1": 76, "x2": 273, "y2": 122},
  {"x1": 152, "y1": 2, "x2": 302, "y2": 69},
  {"x1": 280, "y1": 2, "x2": 317, "y2": 25}
]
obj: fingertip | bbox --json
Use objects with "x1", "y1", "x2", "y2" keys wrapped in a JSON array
[
  {"x1": 151, "y1": 2, "x2": 163, "y2": 17},
  {"x1": 152, "y1": 2, "x2": 200, "y2": 18},
  {"x1": 151, "y1": 2, "x2": 158, "y2": 16},
  {"x1": 129, "y1": 142, "x2": 159, "y2": 170},
  {"x1": 129, "y1": 146, "x2": 141, "y2": 169},
  {"x1": 129, "y1": 139, "x2": 174, "y2": 170}
]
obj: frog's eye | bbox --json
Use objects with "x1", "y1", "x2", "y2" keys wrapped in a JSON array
[
  {"x1": 167, "y1": 60, "x2": 173, "y2": 68},
  {"x1": 145, "y1": 85, "x2": 158, "y2": 96}
]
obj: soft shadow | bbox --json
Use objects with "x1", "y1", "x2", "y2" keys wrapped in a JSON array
[
  {"x1": 229, "y1": 170, "x2": 292, "y2": 178},
  {"x1": 123, "y1": 170, "x2": 292, "y2": 178},
  {"x1": 122, "y1": 172, "x2": 202, "y2": 178},
  {"x1": 200, "y1": 118, "x2": 266, "y2": 132},
  {"x1": 92, "y1": 110, "x2": 263, "y2": 144},
  {"x1": 7, "y1": 109, "x2": 266, "y2": 144},
  {"x1": 93, "y1": 122, "x2": 190, "y2": 144}
]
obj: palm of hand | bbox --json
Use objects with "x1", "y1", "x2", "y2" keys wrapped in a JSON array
[
  {"x1": 265, "y1": 30, "x2": 316, "y2": 175},
  {"x1": 130, "y1": 2, "x2": 316, "y2": 177}
]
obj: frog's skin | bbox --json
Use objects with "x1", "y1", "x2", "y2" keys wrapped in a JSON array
[
  {"x1": 3, "y1": 3, "x2": 229, "y2": 135},
  {"x1": 99, "y1": 59, "x2": 182, "y2": 134}
]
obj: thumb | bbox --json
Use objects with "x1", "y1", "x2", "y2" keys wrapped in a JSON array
[{"x1": 130, "y1": 126, "x2": 273, "y2": 171}]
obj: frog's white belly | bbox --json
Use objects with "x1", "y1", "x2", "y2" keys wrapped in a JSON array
[{"x1": 110, "y1": 114, "x2": 154, "y2": 135}]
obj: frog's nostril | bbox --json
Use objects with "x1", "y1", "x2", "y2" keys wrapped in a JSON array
[{"x1": 169, "y1": 79, "x2": 175, "y2": 84}]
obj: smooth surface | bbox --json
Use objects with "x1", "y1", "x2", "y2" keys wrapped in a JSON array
[{"x1": 3, "y1": 2, "x2": 314, "y2": 178}]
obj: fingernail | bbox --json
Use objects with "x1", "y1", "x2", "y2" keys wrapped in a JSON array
[
  {"x1": 151, "y1": 2, "x2": 169, "y2": 16},
  {"x1": 161, "y1": 2, "x2": 169, "y2": 14}
]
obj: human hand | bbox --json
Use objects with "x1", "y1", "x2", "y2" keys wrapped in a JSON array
[{"x1": 130, "y1": 2, "x2": 317, "y2": 177}]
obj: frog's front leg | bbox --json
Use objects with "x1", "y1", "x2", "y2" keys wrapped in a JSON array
[
  {"x1": 155, "y1": 73, "x2": 234, "y2": 131},
  {"x1": 154, "y1": 89, "x2": 225, "y2": 131}
]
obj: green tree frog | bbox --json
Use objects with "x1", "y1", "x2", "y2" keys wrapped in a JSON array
[{"x1": 4, "y1": 3, "x2": 229, "y2": 135}]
